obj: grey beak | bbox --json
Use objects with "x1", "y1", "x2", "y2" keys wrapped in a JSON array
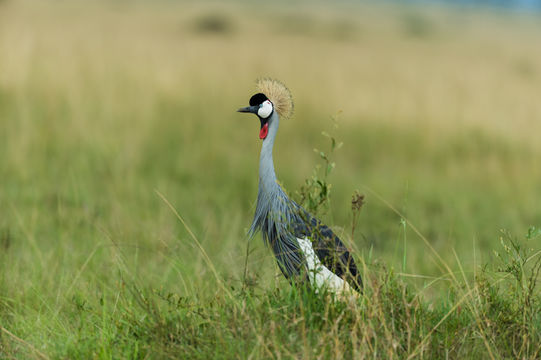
[{"x1": 237, "y1": 105, "x2": 259, "y2": 114}]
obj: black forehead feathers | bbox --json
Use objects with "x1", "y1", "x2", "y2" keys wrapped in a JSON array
[{"x1": 249, "y1": 93, "x2": 269, "y2": 106}]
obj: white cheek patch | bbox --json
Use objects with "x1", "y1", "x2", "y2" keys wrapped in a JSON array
[{"x1": 257, "y1": 100, "x2": 273, "y2": 118}]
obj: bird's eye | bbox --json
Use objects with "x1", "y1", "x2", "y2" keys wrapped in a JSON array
[{"x1": 258, "y1": 100, "x2": 273, "y2": 119}]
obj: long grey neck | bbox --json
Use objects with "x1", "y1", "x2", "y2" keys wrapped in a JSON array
[
  {"x1": 258, "y1": 112, "x2": 280, "y2": 194},
  {"x1": 250, "y1": 110, "x2": 299, "y2": 238},
  {"x1": 250, "y1": 112, "x2": 303, "y2": 278}
]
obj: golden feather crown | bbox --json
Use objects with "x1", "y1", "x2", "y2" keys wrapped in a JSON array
[{"x1": 256, "y1": 78, "x2": 294, "y2": 119}]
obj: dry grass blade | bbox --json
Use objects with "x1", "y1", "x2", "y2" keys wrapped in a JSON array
[
  {"x1": 363, "y1": 186, "x2": 458, "y2": 283},
  {"x1": 155, "y1": 190, "x2": 234, "y2": 300},
  {"x1": 406, "y1": 288, "x2": 473, "y2": 360},
  {"x1": 452, "y1": 248, "x2": 497, "y2": 360},
  {"x1": 0, "y1": 326, "x2": 49, "y2": 360}
]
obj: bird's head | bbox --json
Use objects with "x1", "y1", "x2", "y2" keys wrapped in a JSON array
[
  {"x1": 237, "y1": 78, "x2": 294, "y2": 140},
  {"x1": 237, "y1": 93, "x2": 274, "y2": 140}
]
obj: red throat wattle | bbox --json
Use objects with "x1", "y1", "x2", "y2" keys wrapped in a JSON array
[{"x1": 259, "y1": 123, "x2": 269, "y2": 140}]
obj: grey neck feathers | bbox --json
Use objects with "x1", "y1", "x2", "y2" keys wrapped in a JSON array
[
  {"x1": 249, "y1": 111, "x2": 296, "y2": 237},
  {"x1": 258, "y1": 112, "x2": 280, "y2": 193},
  {"x1": 249, "y1": 112, "x2": 305, "y2": 278}
]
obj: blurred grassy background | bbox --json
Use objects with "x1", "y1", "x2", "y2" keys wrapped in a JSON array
[{"x1": 1, "y1": 0, "x2": 541, "y2": 355}]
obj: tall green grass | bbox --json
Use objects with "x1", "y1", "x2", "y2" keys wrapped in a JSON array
[{"x1": 1, "y1": 0, "x2": 541, "y2": 358}]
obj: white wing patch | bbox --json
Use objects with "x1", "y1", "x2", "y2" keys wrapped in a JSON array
[{"x1": 296, "y1": 237, "x2": 352, "y2": 294}]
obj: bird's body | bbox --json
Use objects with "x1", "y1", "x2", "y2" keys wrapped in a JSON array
[{"x1": 239, "y1": 79, "x2": 362, "y2": 294}]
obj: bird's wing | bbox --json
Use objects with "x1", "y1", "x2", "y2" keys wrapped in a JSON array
[
  {"x1": 260, "y1": 217, "x2": 309, "y2": 283},
  {"x1": 293, "y1": 213, "x2": 363, "y2": 292}
]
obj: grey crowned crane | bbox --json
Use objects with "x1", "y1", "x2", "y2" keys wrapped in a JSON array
[{"x1": 238, "y1": 78, "x2": 362, "y2": 295}]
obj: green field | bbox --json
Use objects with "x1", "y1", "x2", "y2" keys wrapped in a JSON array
[{"x1": 1, "y1": 1, "x2": 541, "y2": 358}]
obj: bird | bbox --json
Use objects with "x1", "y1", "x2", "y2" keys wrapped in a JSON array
[{"x1": 237, "y1": 78, "x2": 362, "y2": 295}]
